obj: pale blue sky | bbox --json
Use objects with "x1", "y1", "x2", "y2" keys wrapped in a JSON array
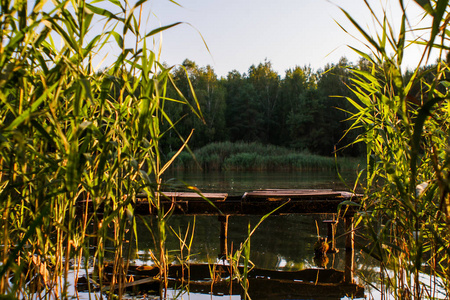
[{"x1": 98, "y1": 0, "x2": 431, "y2": 77}]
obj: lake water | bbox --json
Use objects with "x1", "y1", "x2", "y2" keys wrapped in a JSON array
[
  {"x1": 163, "y1": 169, "x2": 360, "y2": 196},
  {"x1": 79, "y1": 170, "x2": 380, "y2": 299},
  {"x1": 139, "y1": 170, "x2": 372, "y2": 299},
  {"x1": 71, "y1": 170, "x2": 447, "y2": 299}
]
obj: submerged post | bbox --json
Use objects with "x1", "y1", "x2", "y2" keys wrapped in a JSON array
[
  {"x1": 344, "y1": 215, "x2": 355, "y2": 283},
  {"x1": 344, "y1": 216, "x2": 354, "y2": 251},
  {"x1": 345, "y1": 249, "x2": 355, "y2": 283},
  {"x1": 218, "y1": 215, "x2": 229, "y2": 259},
  {"x1": 323, "y1": 217, "x2": 338, "y2": 253}
]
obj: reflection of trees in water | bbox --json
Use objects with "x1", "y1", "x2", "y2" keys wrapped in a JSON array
[
  {"x1": 134, "y1": 215, "x2": 371, "y2": 273},
  {"x1": 132, "y1": 213, "x2": 395, "y2": 298},
  {"x1": 136, "y1": 216, "x2": 221, "y2": 262},
  {"x1": 226, "y1": 215, "x2": 316, "y2": 270},
  {"x1": 163, "y1": 170, "x2": 357, "y2": 196}
]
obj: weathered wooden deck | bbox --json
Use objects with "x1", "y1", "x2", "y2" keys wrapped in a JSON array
[
  {"x1": 78, "y1": 188, "x2": 360, "y2": 216},
  {"x1": 131, "y1": 188, "x2": 360, "y2": 216},
  {"x1": 78, "y1": 189, "x2": 359, "y2": 250},
  {"x1": 78, "y1": 263, "x2": 364, "y2": 299}
]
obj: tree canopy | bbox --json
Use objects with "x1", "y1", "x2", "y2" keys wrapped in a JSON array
[{"x1": 164, "y1": 57, "x2": 363, "y2": 157}]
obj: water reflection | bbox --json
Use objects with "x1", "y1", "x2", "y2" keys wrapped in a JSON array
[
  {"x1": 136, "y1": 214, "x2": 351, "y2": 272},
  {"x1": 163, "y1": 170, "x2": 358, "y2": 196},
  {"x1": 77, "y1": 170, "x2": 446, "y2": 299},
  {"x1": 129, "y1": 214, "x2": 364, "y2": 299},
  {"x1": 127, "y1": 170, "x2": 366, "y2": 299}
]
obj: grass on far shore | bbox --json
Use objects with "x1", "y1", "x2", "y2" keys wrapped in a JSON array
[{"x1": 167, "y1": 141, "x2": 364, "y2": 171}]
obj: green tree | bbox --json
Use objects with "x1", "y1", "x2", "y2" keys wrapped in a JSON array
[
  {"x1": 223, "y1": 70, "x2": 261, "y2": 142},
  {"x1": 279, "y1": 65, "x2": 317, "y2": 148},
  {"x1": 247, "y1": 60, "x2": 281, "y2": 144},
  {"x1": 286, "y1": 87, "x2": 323, "y2": 151},
  {"x1": 316, "y1": 57, "x2": 362, "y2": 156},
  {"x1": 167, "y1": 59, "x2": 226, "y2": 149},
  {"x1": 192, "y1": 65, "x2": 227, "y2": 146}
]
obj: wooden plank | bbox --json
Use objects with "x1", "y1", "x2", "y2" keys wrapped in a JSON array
[
  {"x1": 165, "y1": 278, "x2": 364, "y2": 299},
  {"x1": 95, "y1": 264, "x2": 364, "y2": 299},
  {"x1": 110, "y1": 264, "x2": 345, "y2": 283},
  {"x1": 102, "y1": 277, "x2": 159, "y2": 292},
  {"x1": 247, "y1": 189, "x2": 341, "y2": 195},
  {"x1": 136, "y1": 192, "x2": 228, "y2": 201},
  {"x1": 259, "y1": 188, "x2": 334, "y2": 193},
  {"x1": 77, "y1": 189, "x2": 360, "y2": 216},
  {"x1": 247, "y1": 278, "x2": 364, "y2": 300},
  {"x1": 246, "y1": 192, "x2": 341, "y2": 197},
  {"x1": 159, "y1": 192, "x2": 228, "y2": 201},
  {"x1": 243, "y1": 189, "x2": 345, "y2": 202}
]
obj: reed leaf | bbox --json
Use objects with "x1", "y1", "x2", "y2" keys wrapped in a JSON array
[
  {"x1": 341, "y1": 0, "x2": 450, "y2": 297},
  {"x1": 0, "y1": 0, "x2": 204, "y2": 297}
]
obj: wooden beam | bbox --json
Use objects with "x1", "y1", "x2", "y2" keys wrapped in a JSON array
[
  {"x1": 77, "y1": 189, "x2": 361, "y2": 216},
  {"x1": 218, "y1": 215, "x2": 229, "y2": 259},
  {"x1": 344, "y1": 215, "x2": 355, "y2": 283},
  {"x1": 345, "y1": 216, "x2": 354, "y2": 251}
]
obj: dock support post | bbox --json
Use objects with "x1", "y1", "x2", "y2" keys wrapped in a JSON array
[
  {"x1": 218, "y1": 215, "x2": 229, "y2": 259},
  {"x1": 345, "y1": 250, "x2": 355, "y2": 283},
  {"x1": 344, "y1": 215, "x2": 354, "y2": 283},
  {"x1": 345, "y1": 215, "x2": 354, "y2": 251},
  {"x1": 323, "y1": 218, "x2": 338, "y2": 253}
]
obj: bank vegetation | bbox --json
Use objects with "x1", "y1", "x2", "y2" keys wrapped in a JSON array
[{"x1": 168, "y1": 141, "x2": 362, "y2": 171}]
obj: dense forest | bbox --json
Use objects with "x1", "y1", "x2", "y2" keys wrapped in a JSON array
[{"x1": 162, "y1": 57, "x2": 364, "y2": 157}]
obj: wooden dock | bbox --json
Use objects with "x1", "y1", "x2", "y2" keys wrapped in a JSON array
[
  {"x1": 78, "y1": 188, "x2": 360, "y2": 252},
  {"x1": 131, "y1": 188, "x2": 360, "y2": 216},
  {"x1": 77, "y1": 189, "x2": 364, "y2": 297},
  {"x1": 78, "y1": 263, "x2": 364, "y2": 299}
]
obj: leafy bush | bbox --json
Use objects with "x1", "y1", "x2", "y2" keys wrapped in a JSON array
[{"x1": 168, "y1": 142, "x2": 354, "y2": 171}]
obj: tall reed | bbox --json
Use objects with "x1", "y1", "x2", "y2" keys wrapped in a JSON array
[
  {"x1": 340, "y1": 0, "x2": 450, "y2": 298},
  {"x1": 0, "y1": 0, "x2": 202, "y2": 298}
]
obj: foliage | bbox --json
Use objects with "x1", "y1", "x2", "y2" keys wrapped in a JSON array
[
  {"x1": 163, "y1": 57, "x2": 363, "y2": 157},
  {"x1": 342, "y1": 0, "x2": 450, "y2": 298},
  {"x1": 168, "y1": 141, "x2": 359, "y2": 171},
  {"x1": 0, "y1": 0, "x2": 201, "y2": 297}
]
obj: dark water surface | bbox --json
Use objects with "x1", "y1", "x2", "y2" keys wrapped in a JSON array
[
  {"x1": 141, "y1": 168, "x2": 359, "y2": 269},
  {"x1": 128, "y1": 170, "x2": 372, "y2": 299},
  {"x1": 82, "y1": 170, "x2": 445, "y2": 299},
  {"x1": 163, "y1": 169, "x2": 359, "y2": 196},
  {"x1": 156, "y1": 170, "x2": 360, "y2": 272}
]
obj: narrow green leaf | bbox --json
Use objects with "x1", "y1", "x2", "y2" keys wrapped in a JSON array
[
  {"x1": 426, "y1": 0, "x2": 449, "y2": 60},
  {"x1": 339, "y1": 7, "x2": 385, "y2": 55},
  {"x1": 85, "y1": 3, "x2": 124, "y2": 21},
  {"x1": 409, "y1": 97, "x2": 444, "y2": 193},
  {"x1": 46, "y1": 18, "x2": 79, "y2": 50},
  {"x1": 110, "y1": 31, "x2": 123, "y2": 49},
  {"x1": 414, "y1": 0, "x2": 434, "y2": 15},
  {"x1": 81, "y1": 10, "x2": 94, "y2": 39},
  {"x1": 144, "y1": 22, "x2": 183, "y2": 38},
  {"x1": 397, "y1": 13, "x2": 406, "y2": 65},
  {"x1": 5, "y1": 83, "x2": 58, "y2": 131}
]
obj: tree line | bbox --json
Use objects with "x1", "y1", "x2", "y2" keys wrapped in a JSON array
[{"x1": 161, "y1": 57, "x2": 364, "y2": 157}]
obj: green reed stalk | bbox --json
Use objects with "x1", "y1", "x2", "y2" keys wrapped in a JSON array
[
  {"x1": 170, "y1": 217, "x2": 196, "y2": 290},
  {"x1": 340, "y1": 0, "x2": 450, "y2": 298},
  {"x1": 0, "y1": 0, "x2": 202, "y2": 298}
]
